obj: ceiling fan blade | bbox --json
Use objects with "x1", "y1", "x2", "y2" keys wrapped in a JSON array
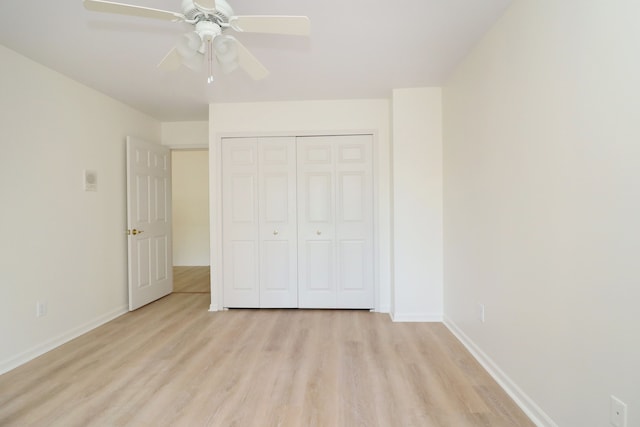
[
  {"x1": 157, "y1": 48, "x2": 182, "y2": 71},
  {"x1": 234, "y1": 39, "x2": 269, "y2": 80},
  {"x1": 183, "y1": 53, "x2": 205, "y2": 72},
  {"x1": 83, "y1": 0, "x2": 185, "y2": 22},
  {"x1": 229, "y1": 16, "x2": 310, "y2": 36},
  {"x1": 194, "y1": 0, "x2": 217, "y2": 12}
]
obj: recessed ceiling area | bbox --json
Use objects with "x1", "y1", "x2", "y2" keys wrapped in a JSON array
[{"x1": 0, "y1": 0, "x2": 512, "y2": 121}]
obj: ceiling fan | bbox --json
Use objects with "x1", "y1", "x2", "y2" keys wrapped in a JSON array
[{"x1": 83, "y1": 0, "x2": 310, "y2": 83}]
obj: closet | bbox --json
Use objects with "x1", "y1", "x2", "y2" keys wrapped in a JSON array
[{"x1": 221, "y1": 134, "x2": 374, "y2": 309}]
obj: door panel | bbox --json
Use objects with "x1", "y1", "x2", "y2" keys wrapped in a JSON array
[
  {"x1": 258, "y1": 137, "x2": 297, "y2": 308},
  {"x1": 126, "y1": 137, "x2": 173, "y2": 311},
  {"x1": 135, "y1": 175, "x2": 150, "y2": 223},
  {"x1": 230, "y1": 145, "x2": 256, "y2": 164},
  {"x1": 263, "y1": 144, "x2": 289, "y2": 164},
  {"x1": 222, "y1": 137, "x2": 297, "y2": 308},
  {"x1": 231, "y1": 175, "x2": 256, "y2": 222},
  {"x1": 298, "y1": 135, "x2": 374, "y2": 309},
  {"x1": 305, "y1": 145, "x2": 331, "y2": 163},
  {"x1": 339, "y1": 145, "x2": 366, "y2": 162},
  {"x1": 154, "y1": 175, "x2": 168, "y2": 222},
  {"x1": 262, "y1": 241, "x2": 290, "y2": 290},
  {"x1": 222, "y1": 139, "x2": 260, "y2": 307},
  {"x1": 155, "y1": 236, "x2": 169, "y2": 281},
  {"x1": 306, "y1": 173, "x2": 332, "y2": 223},
  {"x1": 339, "y1": 240, "x2": 365, "y2": 290},
  {"x1": 231, "y1": 241, "x2": 257, "y2": 290},
  {"x1": 263, "y1": 174, "x2": 289, "y2": 222},
  {"x1": 339, "y1": 173, "x2": 365, "y2": 222},
  {"x1": 335, "y1": 135, "x2": 374, "y2": 308},
  {"x1": 297, "y1": 138, "x2": 336, "y2": 308},
  {"x1": 302, "y1": 240, "x2": 335, "y2": 307},
  {"x1": 306, "y1": 241, "x2": 333, "y2": 290},
  {"x1": 133, "y1": 238, "x2": 150, "y2": 287}
]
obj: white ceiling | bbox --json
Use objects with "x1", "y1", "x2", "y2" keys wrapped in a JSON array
[{"x1": 0, "y1": 0, "x2": 512, "y2": 121}]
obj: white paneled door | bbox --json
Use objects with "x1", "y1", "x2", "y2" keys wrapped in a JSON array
[
  {"x1": 221, "y1": 134, "x2": 373, "y2": 309},
  {"x1": 222, "y1": 137, "x2": 298, "y2": 308},
  {"x1": 126, "y1": 137, "x2": 173, "y2": 311},
  {"x1": 222, "y1": 139, "x2": 260, "y2": 308},
  {"x1": 297, "y1": 135, "x2": 374, "y2": 309},
  {"x1": 258, "y1": 138, "x2": 298, "y2": 307}
]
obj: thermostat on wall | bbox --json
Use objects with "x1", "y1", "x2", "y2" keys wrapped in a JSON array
[{"x1": 84, "y1": 170, "x2": 97, "y2": 192}]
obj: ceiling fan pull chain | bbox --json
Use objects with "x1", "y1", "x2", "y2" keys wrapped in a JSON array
[{"x1": 207, "y1": 39, "x2": 215, "y2": 84}]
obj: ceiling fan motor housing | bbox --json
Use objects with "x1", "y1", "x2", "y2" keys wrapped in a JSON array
[
  {"x1": 182, "y1": 0, "x2": 233, "y2": 24},
  {"x1": 196, "y1": 20, "x2": 222, "y2": 42}
]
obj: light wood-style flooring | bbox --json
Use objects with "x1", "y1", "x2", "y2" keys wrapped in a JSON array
[
  {"x1": 173, "y1": 266, "x2": 210, "y2": 294},
  {"x1": 0, "y1": 273, "x2": 534, "y2": 426}
]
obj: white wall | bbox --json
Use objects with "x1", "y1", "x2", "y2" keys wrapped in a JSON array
[
  {"x1": 161, "y1": 121, "x2": 208, "y2": 148},
  {"x1": 391, "y1": 88, "x2": 443, "y2": 321},
  {"x1": 208, "y1": 100, "x2": 391, "y2": 312},
  {"x1": 171, "y1": 150, "x2": 210, "y2": 266},
  {"x1": 0, "y1": 45, "x2": 160, "y2": 374},
  {"x1": 442, "y1": 1, "x2": 640, "y2": 426}
]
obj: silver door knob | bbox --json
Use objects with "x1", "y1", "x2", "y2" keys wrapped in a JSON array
[
  {"x1": 273, "y1": 230, "x2": 279, "y2": 236},
  {"x1": 316, "y1": 230, "x2": 322, "y2": 235}
]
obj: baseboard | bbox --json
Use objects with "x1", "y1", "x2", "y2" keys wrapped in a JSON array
[
  {"x1": 0, "y1": 305, "x2": 128, "y2": 375},
  {"x1": 208, "y1": 304, "x2": 392, "y2": 313},
  {"x1": 375, "y1": 305, "x2": 391, "y2": 314},
  {"x1": 173, "y1": 264, "x2": 210, "y2": 267},
  {"x1": 390, "y1": 312, "x2": 443, "y2": 322},
  {"x1": 443, "y1": 316, "x2": 558, "y2": 427}
]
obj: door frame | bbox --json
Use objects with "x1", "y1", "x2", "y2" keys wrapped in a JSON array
[
  {"x1": 210, "y1": 130, "x2": 381, "y2": 312},
  {"x1": 165, "y1": 144, "x2": 211, "y2": 281}
]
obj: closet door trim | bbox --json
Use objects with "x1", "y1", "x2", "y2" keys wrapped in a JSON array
[{"x1": 212, "y1": 131, "x2": 380, "y2": 312}]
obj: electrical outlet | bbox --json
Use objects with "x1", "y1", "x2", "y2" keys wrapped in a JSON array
[
  {"x1": 610, "y1": 395, "x2": 627, "y2": 427},
  {"x1": 36, "y1": 301, "x2": 47, "y2": 318},
  {"x1": 478, "y1": 303, "x2": 485, "y2": 323}
]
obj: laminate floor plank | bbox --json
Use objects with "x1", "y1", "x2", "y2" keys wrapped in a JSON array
[
  {"x1": 173, "y1": 266, "x2": 210, "y2": 293},
  {"x1": 0, "y1": 295, "x2": 534, "y2": 427}
]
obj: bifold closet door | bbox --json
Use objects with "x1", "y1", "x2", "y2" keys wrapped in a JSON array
[
  {"x1": 222, "y1": 139, "x2": 260, "y2": 308},
  {"x1": 297, "y1": 135, "x2": 374, "y2": 309},
  {"x1": 222, "y1": 137, "x2": 297, "y2": 308},
  {"x1": 258, "y1": 137, "x2": 297, "y2": 308}
]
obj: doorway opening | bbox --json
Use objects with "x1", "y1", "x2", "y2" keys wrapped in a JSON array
[{"x1": 171, "y1": 149, "x2": 210, "y2": 294}]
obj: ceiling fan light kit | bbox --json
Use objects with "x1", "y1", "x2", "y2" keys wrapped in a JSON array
[
  {"x1": 213, "y1": 35, "x2": 239, "y2": 72},
  {"x1": 176, "y1": 32, "x2": 203, "y2": 58},
  {"x1": 82, "y1": 0, "x2": 310, "y2": 83}
]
